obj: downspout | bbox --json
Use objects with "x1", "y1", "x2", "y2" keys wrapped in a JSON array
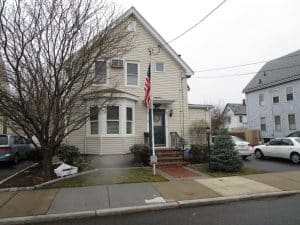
[{"x1": 181, "y1": 72, "x2": 185, "y2": 141}]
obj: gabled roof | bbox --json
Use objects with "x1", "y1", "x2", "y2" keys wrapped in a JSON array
[
  {"x1": 225, "y1": 103, "x2": 246, "y2": 115},
  {"x1": 243, "y1": 50, "x2": 300, "y2": 93},
  {"x1": 120, "y1": 7, "x2": 194, "y2": 77}
]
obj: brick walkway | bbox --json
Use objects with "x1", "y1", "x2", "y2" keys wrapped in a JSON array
[{"x1": 159, "y1": 166, "x2": 200, "y2": 178}]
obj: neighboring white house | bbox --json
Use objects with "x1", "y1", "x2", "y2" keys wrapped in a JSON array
[
  {"x1": 66, "y1": 7, "x2": 198, "y2": 155},
  {"x1": 223, "y1": 102, "x2": 247, "y2": 131},
  {"x1": 243, "y1": 49, "x2": 300, "y2": 141}
]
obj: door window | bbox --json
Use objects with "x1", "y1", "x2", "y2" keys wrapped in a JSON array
[{"x1": 268, "y1": 139, "x2": 281, "y2": 146}]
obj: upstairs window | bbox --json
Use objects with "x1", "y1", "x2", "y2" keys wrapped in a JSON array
[
  {"x1": 90, "y1": 106, "x2": 99, "y2": 135},
  {"x1": 95, "y1": 60, "x2": 107, "y2": 84},
  {"x1": 259, "y1": 94, "x2": 265, "y2": 106},
  {"x1": 260, "y1": 117, "x2": 266, "y2": 132},
  {"x1": 126, "y1": 62, "x2": 139, "y2": 86},
  {"x1": 126, "y1": 107, "x2": 133, "y2": 134},
  {"x1": 155, "y1": 62, "x2": 164, "y2": 72},
  {"x1": 288, "y1": 114, "x2": 296, "y2": 130},
  {"x1": 239, "y1": 116, "x2": 243, "y2": 123},
  {"x1": 273, "y1": 90, "x2": 279, "y2": 104},
  {"x1": 127, "y1": 20, "x2": 136, "y2": 32},
  {"x1": 274, "y1": 115, "x2": 281, "y2": 132},
  {"x1": 107, "y1": 106, "x2": 119, "y2": 134},
  {"x1": 286, "y1": 87, "x2": 294, "y2": 101}
]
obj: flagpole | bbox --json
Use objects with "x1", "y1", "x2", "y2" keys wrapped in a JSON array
[{"x1": 149, "y1": 49, "x2": 156, "y2": 175}]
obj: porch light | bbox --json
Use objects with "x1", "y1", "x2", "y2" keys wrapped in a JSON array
[{"x1": 169, "y1": 109, "x2": 173, "y2": 117}]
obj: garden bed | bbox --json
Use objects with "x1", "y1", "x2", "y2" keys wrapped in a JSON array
[{"x1": 0, "y1": 161, "x2": 92, "y2": 189}]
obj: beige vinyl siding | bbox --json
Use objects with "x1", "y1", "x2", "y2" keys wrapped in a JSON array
[
  {"x1": 86, "y1": 136, "x2": 101, "y2": 154},
  {"x1": 67, "y1": 15, "x2": 190, "y2": 155}
]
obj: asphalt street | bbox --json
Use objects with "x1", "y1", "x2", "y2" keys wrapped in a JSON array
[
  {"x1": 35, "y1": 194, "x2": 300, "y2": 225},
  {"x1": 244, "y1": 155, "x2": 300, "y2": 172}
]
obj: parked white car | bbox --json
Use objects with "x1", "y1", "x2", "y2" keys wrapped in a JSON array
[
  {"x1": 231, "y1": 136, "x2": 253, "y2": 159},
  {"x1": 254, "y1": 137, "x2": 300, "y2": 164}
]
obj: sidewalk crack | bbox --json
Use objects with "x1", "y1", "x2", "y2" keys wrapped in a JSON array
[{"x1": 107, "y1": 185, "x2": 111, "y2": 208}]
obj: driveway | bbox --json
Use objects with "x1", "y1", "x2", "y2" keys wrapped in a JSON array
[
  {"x1": 244, "y1": 155, "x2": 300, "y2": 172},
  {"x1": 0, "y1": 160, "x2": 33, "y2": 181}
]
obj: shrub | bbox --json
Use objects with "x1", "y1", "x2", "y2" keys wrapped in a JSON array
[
  {"x1": 56, "y1": 144, "x2": 80, "y2": 165},
  {"x1": 190, "y1": 144, "x2": 208, "y2": 163},
  {"x1": 210, "y1": 129, "x2": 243, "y2": 172},
  {"x1": 130, "y1": 144, "x2": 151, "y2": 165}
]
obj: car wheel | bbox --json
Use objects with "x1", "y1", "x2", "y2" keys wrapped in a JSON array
[
  {"x1": 255, "y1": 150, "x2": 264, "y2": 159},
  {"x1": 242, "y1": 156, "x2": 248, "y2": 160},
  {"x1": 13, "y1": 154, "x2": 19, "y2": 165},
  {"x1": 290, "y1": 153, "x2": 300, "y2": 164}
]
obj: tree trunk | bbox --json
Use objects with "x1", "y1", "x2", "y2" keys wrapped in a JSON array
[{"x1": 41, "y1": 147, "x2": 54, "y2": 180}]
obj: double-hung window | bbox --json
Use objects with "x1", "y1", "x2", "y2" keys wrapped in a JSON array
[
  {"x1": 259, "y1": 94, "x2": 264, "y2": 106},
  {"x1": 126, "y1": 107, "x2": 133, "y2": 134},
  {"x1": 273, "y1": 90, "x2": 279, "y2": 104},
  {"x1": 288, "y1": 114, "x2": 296, "y2": 130},
  {"x1": 90, "y1": 106, "x2": 99, "y2": 135},
  {"x1": 260, "y1": 117, "x2": 266, "y2": 132},
  {"x1": 107, "y1": 106, "x2": 119, "y2": 134},
  {"x1": 95, "y1": 60, "x2": 107, "y2": 84},
  {"x1": 286, "y1": 87, "x2": 294, "y2": 101},
  {"x1": 126, "y1": 62, "x2": 138, "y2": 86},
  {"x1": 274, "y1": 115, "x2": 281, "y2": 132}
]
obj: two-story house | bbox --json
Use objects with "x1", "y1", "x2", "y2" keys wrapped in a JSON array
[
  {"x1": 223, "y1": 102, "x2": 247, "y2": 131},
  {"x1": 243, "y1": 50, "x2": 300, "y2": 141},
  {"x1": 66, "y1": 7, "x2": 195, "y2": 156}
]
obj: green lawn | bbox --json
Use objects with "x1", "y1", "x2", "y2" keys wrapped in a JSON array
[
  {"x1": 46, "y1": 168, "x2": 167, "y2": 188},
  {"x1": 189, "y1": 164, "x2": 265, "y2": 177}
]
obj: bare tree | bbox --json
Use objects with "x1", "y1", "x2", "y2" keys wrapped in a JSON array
[
  {"x1": 211, "y1": 105, "x2": 229, "y2": 135},
  {"x1": 0, "y1": 0, "x2": 134, "y2": 178}
]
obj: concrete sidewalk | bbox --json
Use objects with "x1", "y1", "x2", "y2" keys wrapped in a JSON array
[{"x1": 1, "y1": 170, "x2": 300, "y2": 221}]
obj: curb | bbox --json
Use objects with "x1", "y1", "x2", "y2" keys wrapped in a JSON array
[{"x1": 0, "y1": 191, "x2": 299, "y2": 225}]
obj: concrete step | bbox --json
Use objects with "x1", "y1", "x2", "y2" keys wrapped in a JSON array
[
  {"x1": 157, "y1": 156, "x2": 183, "y2": 162},
  {"x1": 157, "y1": 161, "x2": 189, "y2": 167}
]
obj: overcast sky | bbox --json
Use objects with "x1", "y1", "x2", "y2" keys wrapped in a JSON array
[{"x1": 115, "y1": 0, "x2": 300, "y2": 106}]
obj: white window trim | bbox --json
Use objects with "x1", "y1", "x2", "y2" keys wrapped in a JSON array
[
  {"x1": 155, "y1": 62, "x2": 165, "y2": 72},
  {"x1": 258, "y1": 93, "x2": 265, "y2": 107},
  {"x1": 288, "y1": 114, "x2": 296, "y2": 130},
  {"x1": 93, "y1": 59, "x2": 109, "y2": 86},
  {"x1": 105, "y1": 105, "x2": 121, "y2": 136},
  {"x1": 125, "y1": 61, "x2": 140, "y2": 87},
  {"x1": 286, "y1": 86, "x2": 294, "y2": 102},
  {"x1": 274, "y1": 115, "x2": 281, "y2": 132},
  {"x1": 87, "y1": 106, "x2": 100, "y2": 137},
  {"x1": 125, "y1": 105, "x2": 135, "y2": 136},
  {"x1": 272, "y1": 90, "x2": 279, "y2": 104}
]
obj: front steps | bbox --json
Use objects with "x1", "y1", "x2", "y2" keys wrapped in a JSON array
[{"x1": 155, "y1": 148, "x2": 187, "y2": 167}]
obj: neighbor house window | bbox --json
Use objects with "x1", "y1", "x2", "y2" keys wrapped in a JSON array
[
  {"x1": 126, "y1": 62, "x2": 138, "y2": 86},
  {"x1": 239, "y1": 116, "x2": 243, "y2": 123},
  {"x1": 273, "y1": 90, "x2": 279, "y2": 104},
  {"x1": 155, "y1": 62, "x2": 164, "y2": 72},
  {"x1": 274, "y1": 115, "x2": 281, "y2": 131},
  {"x1": 288, "y1": 114, "x2": 296, "y2": 130},
  {"x1": 260, "y1": 117, "x2": 266, "y2": 132},
  {"x1": 259, "y1": 94, "x2": 264, "y2": 106},
  {"x1": 286, "y1": 87, "x2": 294, "y2": 101},
  {"x1": 107, "y1": 106, "x2": 119, "y2": 134},
  {"x1": 127, "y1": 20, "x2": 136, "y2": 32},
  {"x1": 90, "y1": 106, "x2": 99, "y2": 135},
  {"x1": 126, "y1": 107, "x2": 133, "y2": 134},
  {"x1": 95, "y1": 60, "x2": 107, "y2": 84}
]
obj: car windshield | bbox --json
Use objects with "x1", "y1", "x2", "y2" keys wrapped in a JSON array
[
  {"x1": 294, "y1": 138, "x2": 300, "y2": 144},
  {"x1": 0, "y1": 135, "x2": 8, "y2": 145},
  {"x1": 231, "y1": 136, "x2": 245, "y2": 142}
]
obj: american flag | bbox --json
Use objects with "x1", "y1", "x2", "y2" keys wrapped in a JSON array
[{"x1": 144, "y1": 64, "x2": 151, "y2": 108}]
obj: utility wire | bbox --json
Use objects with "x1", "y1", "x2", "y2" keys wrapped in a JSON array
[
  {"x1": 193, "y1": 63, "x2": 300, "y2": 79},
  {"x1": 168, "y1": 0, "x2": 228, "y2": 44},
  {"x1": 195, "y1": 52, "x2": 300, "y2": 73}
]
